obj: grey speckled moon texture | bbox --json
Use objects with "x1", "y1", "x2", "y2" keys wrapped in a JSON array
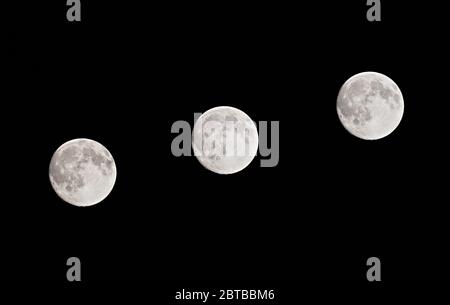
[
  {"x1": 337, "y1": 72, "x2": 404, "y2": 140},
  {"x1": 192, "y1": 106, "x2": 259, "y2": 174},
  {"x1": 49, "y1": 138, "x2": 117, "y2": 207}
]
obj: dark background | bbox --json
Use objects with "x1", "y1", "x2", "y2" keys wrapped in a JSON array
[{"x1": 4, "y1": 0, "x2": 449, "y2": 289}]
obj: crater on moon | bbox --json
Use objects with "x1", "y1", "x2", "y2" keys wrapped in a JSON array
[
  {"x1": 337, "y1": 71, "x2": 404, "y2": 140},
  {"x1": 49, "y1": 138, "x2": 117, "y2": 207}
]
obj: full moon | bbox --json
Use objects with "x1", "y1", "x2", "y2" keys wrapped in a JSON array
[
  {"x1": 337, "y1": 72, "x2": 404, "y2": 140},
  {"x1": 49, "y1": 138, "x2": 117, "y2": 207},
  {"x1": 192, "y1": 106, "x2": 259, "y2": 174}
]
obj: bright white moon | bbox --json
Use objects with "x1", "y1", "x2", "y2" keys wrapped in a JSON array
[
  {"x1": 49, "y1": 138, "x2": 117, "y2": 207},
  {"x1": 337, "y1": 71, "x2": 404, "y2": 140},
  {"x1": 192, "y1": 106, "x2": 259, "y2": 174}
]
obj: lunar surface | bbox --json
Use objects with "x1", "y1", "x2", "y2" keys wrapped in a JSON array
[
  {"x1": 192, "y1": 106, "x2": 259, "y2": 174},
  {"x1": 337, "y1": 72, "x2": 404, "y2": 140},
  {"x1": 49, "y1": 138, "x2": 117, "y2": 207}
]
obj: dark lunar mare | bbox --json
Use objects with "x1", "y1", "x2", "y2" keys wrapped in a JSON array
[{"x1": 50, "y1": 143, "x2": 114, "y2": 193}]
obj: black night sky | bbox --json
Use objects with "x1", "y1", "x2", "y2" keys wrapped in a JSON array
[{"x1": 4, "y1": 0, "x2": 450, "y2": 298}]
